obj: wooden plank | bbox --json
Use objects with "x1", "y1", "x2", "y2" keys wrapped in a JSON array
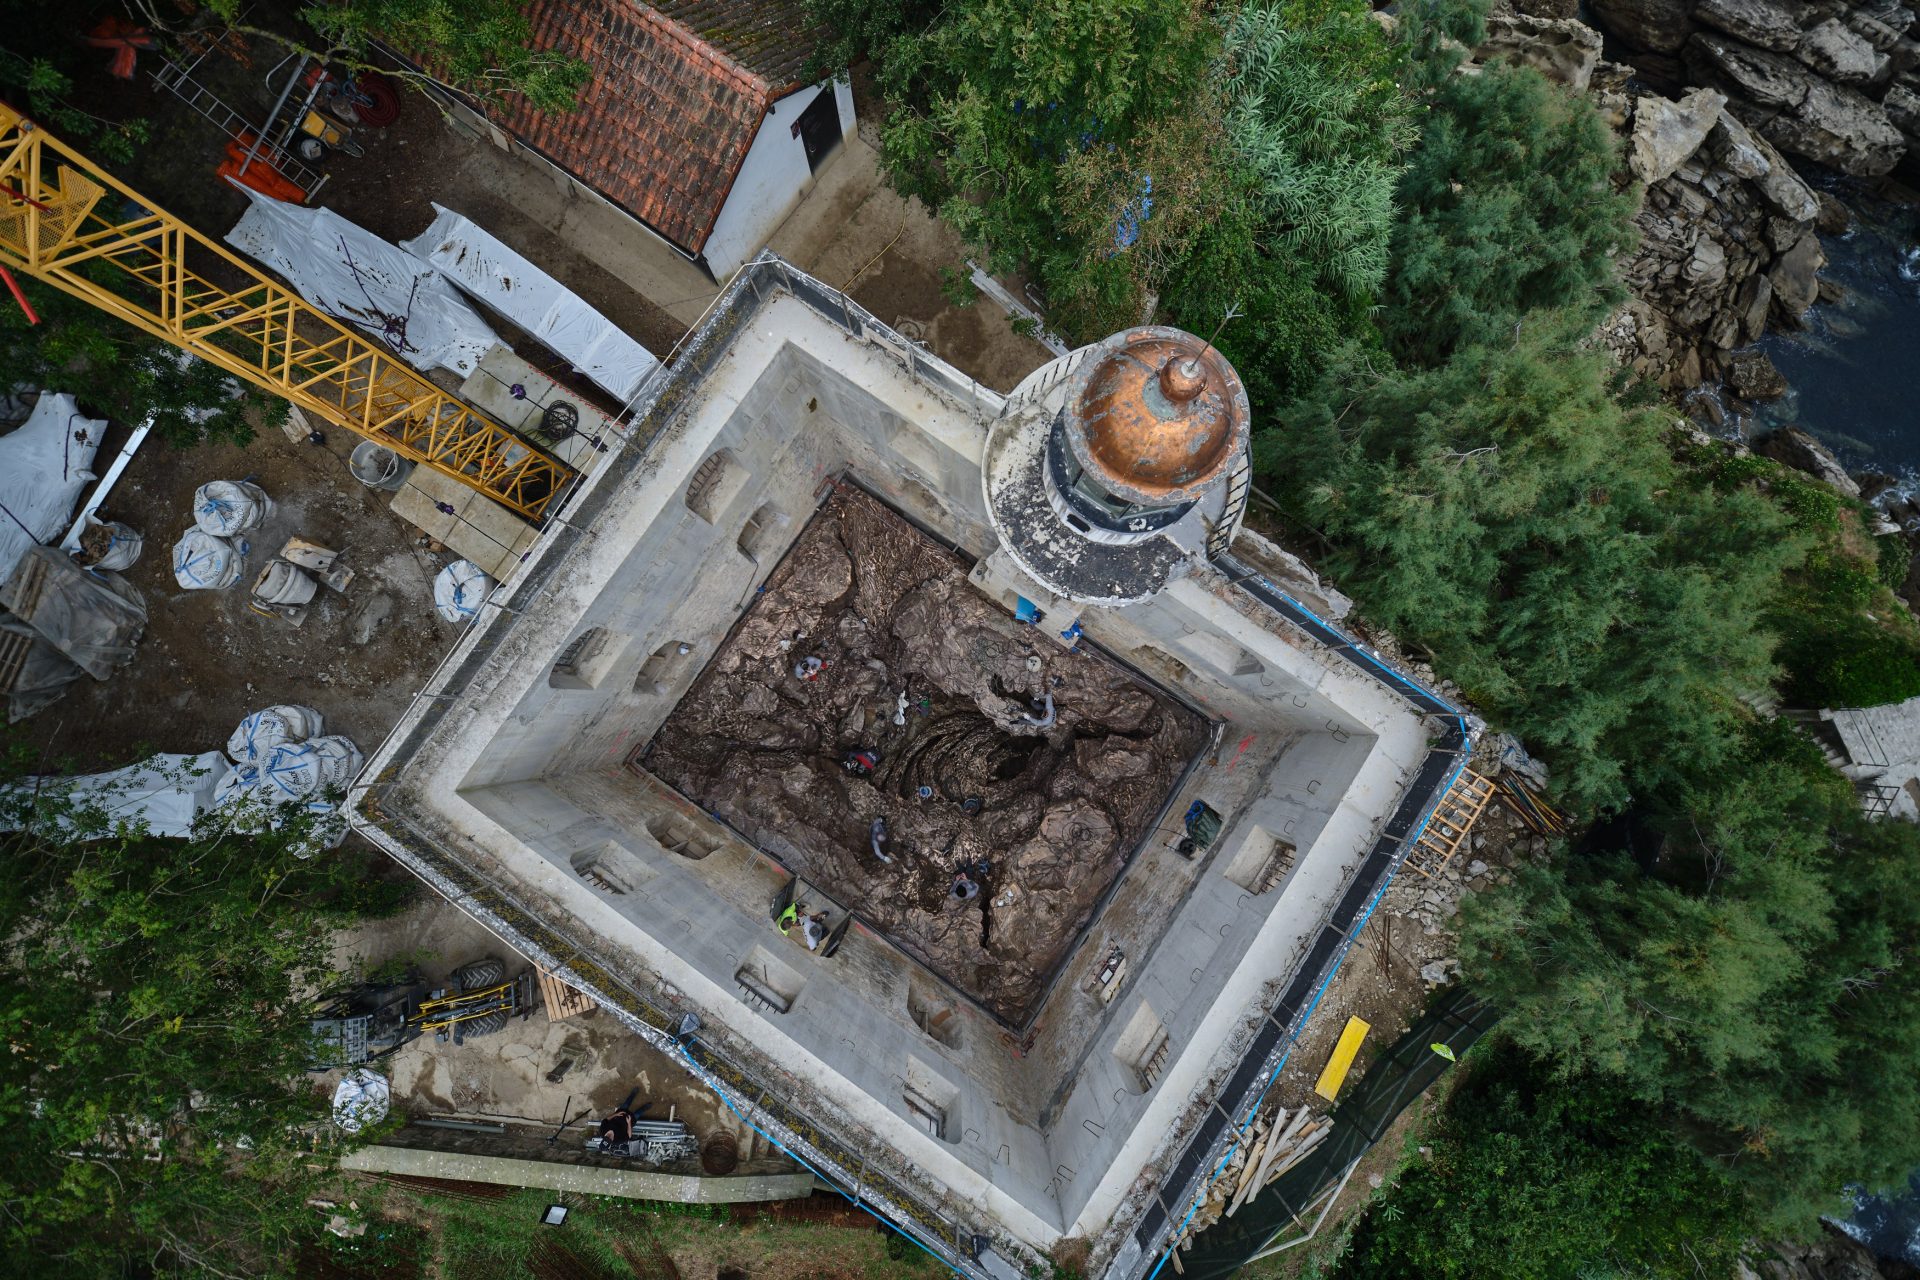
[
  {"x1": 1270, "y1": 1124, "x2": 1328, "y2": 1180},
  {"x1": 1233, "y1": 1110, "x2": 1293, "y2": 1215},
  {"x1": 535, "y1": 966, "x2": 596, "y2": 1021},
  {"x1": 1314, "y1": 1017, "x2": 1371, "y2": 1101}
]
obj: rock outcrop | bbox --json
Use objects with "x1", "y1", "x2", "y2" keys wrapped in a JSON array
[
  {"x1": 1588, "y1": 0, "x2": 1920, "y2": 176},
  {"x1": 1476, "y1": 3, "x2": 1863, "y2": 394},
  {"x1": 1757, "y1": 425, "x2": 1865, "y2": 494},
  {"x1": 1608, "y1": 94, "x2": 1828, "y2": 387}
]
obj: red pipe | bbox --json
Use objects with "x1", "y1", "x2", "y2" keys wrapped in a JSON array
[
  {"x1": 0, "y1": 265, "x2": 39, "y2": 325},
  {"x1": 0, "y1": 185, "x2": 51, "y2": 213}
]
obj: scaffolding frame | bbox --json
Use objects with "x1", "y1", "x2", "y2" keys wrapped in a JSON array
[{"x1": 0, "y1": 105, "x2": 573, "y2": 520}]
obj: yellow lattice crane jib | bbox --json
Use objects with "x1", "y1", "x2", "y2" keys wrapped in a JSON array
[{"x1": 0, "y1": 104, "x2": 574, "y2": 521}]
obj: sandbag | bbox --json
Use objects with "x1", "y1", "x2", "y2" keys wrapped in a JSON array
[
  {"x1": 192, "y1": 480, "x2": 273, "y2": 538},
  {"x1": 307, "y1": 735, "x2": 364, "y2": 790},
  {"x1": 432, "y1": 559, "x2": 491, "y2": 623},
  {"x1": 173, "y1": 530, "x2": 240, "y2": 590},
  {"x1": 227, "y1": 704, "x2": 324, "y2": 764},
  {"x1": 257, "y1": 740, "x2": 321, "y2": 802}
]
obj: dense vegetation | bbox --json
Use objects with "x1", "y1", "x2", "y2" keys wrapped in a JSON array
[
  {"x1": 0, "y1": 758, "x2": 415, "y2": 1278},
  {"x1": 1336, "y1": 1037, "x2": 1750, "y2": 1279},
  {"x1": 828, "y1": 0, "x2": 1920, "y2": 1267}
]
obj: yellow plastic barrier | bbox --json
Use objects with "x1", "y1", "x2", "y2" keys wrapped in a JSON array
[{"x1": 1314, "y1": 1016, "x2": 1371, "y2": 1101}]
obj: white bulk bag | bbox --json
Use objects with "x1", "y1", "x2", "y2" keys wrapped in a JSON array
[
  {"x1": 330, "y1": 1069, "x2": 390, "y2": 1133},
  {"x1": 257, "y1": 741, "x2": 322, "y2": 802},
  {"x1": 432, "y1": 559, "x2": 492, "y2": 623},
  {"x1": 172, "y1": 530, "x2": 240, "y2": 590},
  {"x1": 192, "y1": 480, "x2": 273, "y2": 538},
  {"x1": 308, "y1": 735, "x2": 364, "y2": 790},
  {"x1": 227, "y1": 704, "x2": 324, "y2": 764}
]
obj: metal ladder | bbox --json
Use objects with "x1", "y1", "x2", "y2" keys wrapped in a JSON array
[
  {"x1": 149, "y1": 56, "x2": 327, "y2": 199},
  {"x1": 1207, "y1": 451, "x2": 1254, "y2": 561}
]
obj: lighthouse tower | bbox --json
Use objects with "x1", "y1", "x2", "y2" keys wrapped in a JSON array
[{"x1": 982, "y1": 325, "x2": 1250, "y2": 608}]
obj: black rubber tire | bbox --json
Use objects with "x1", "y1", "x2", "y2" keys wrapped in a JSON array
[
  {"x1": 453, "y1": 957, "x2": 505, "y2": 992},
  {"x1": 460, "y1": 1009, "x2": 510, "y2": 1038}
]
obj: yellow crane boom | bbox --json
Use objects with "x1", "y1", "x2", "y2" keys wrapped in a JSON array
[{"x1": 0, "y1": 104, "x2": 574, "y2": 521}]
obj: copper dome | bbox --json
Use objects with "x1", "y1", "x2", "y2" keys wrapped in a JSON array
[{"x1": 1061, "y1": 327, "x2": 1250, "y2": 506}]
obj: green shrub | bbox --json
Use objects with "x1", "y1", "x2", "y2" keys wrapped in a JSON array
[
  {"x1": 1776, "y1": 608, "x2": 1920, "y2": 708},
  {"x1": 1877, "y1": 533, "x2": 1913, "y2": 590},
  {"x1": 1333, "y1": 1037, "x2": 1749, "y2": 1279}
]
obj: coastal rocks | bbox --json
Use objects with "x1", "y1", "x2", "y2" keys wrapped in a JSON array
[
  {"x1": 1481, "y1": 12, "x2": 1607, "y2": 89},
  {"x1": 1797, "y1": 17, "x2": 1889, "y2": 81},
  {"x1": 1696, "y1": 0, "x2": 1811, "y2": 53},
  {"x1": 1631, "y1": 88, "x2": 1729, "y2": 180},
  {"x1": 1719, "y1": 112, "x2": 1823, "y2": 219},
  {"x1": 1613, "y1": 92, "x2": 1827, "y2": 387},
  {"x1": 1757, "y1": 426, "x2": 1865, "y2": 495},
  {"x1": 1593, "y1": 0, "x2": 1698, "y2": 51},
  {"x1": 1770, "y1": 227, "x2": 1828, "y2": 320},
  {"x1": 1727, "y1": 347, "x2": 1791, "y2": 397},
  {"x1": 1593, "y1": 0, "x2": 1918, "y2": 176},
  {"x1": 1765, "y1": 78, "x2": 1908, "y2": 174},
  {"x1": 1749, "y1": 1226, "x2": 1920, "y2": 1280}
]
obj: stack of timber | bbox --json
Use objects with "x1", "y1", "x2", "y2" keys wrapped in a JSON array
[{"x1": 1166, "y1": 1104, "x2": 1329, "y2": 1270}]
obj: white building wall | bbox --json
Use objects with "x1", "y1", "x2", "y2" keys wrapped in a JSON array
[{"x1": 702, "y1": 79, "x2": 856, "y2": 279}]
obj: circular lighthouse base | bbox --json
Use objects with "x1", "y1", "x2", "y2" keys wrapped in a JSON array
[{"x1": 982, "y1": 405, "x2": 1199, "y2": 607}]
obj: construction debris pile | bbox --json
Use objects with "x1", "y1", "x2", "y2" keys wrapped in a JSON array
[
  {"x1": 1166, "y1": 1103, "x2": 1330, "y2": 1269},
  {"x1": 644, "y1": 486, "x2": 1207, "y2": 1024}
]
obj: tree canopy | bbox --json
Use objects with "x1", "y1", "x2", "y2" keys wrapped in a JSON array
[
  {"x1": 0, "y1": 761, "x2": 414, "y2": 1277},
  {"x1": 1258, "y1": 322, "x2": 1798, "y2": 811},
  {"x1": 203, "y1": 0, "x2": 591, "y2": 113},
  {"x1": 1381, "y1": 60, "x2": 1634, "y2": 365},
  {"x1": 1460, "y1": 725, "x2": 1920, "y2": 1229},
  {"x1": 1334, "y1": 1036, "x2": 1751, "y2": 1279}
]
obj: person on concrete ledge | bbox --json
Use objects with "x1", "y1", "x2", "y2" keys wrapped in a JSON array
[
  {"x1": 801, "y1": 912, "x2": 829, "y2": 951},
  {"x1": 777, "y1": 901, "x2": 799, "y2": 935}
]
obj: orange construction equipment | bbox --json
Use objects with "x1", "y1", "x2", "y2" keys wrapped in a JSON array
[{"x1": 216, "y1": 135, "x2": 308, "y2": 204}]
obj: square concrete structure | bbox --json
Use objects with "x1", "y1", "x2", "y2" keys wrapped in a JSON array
[{"x1": 351, "y1": 256, "x2": 1473, "y2": 1278}]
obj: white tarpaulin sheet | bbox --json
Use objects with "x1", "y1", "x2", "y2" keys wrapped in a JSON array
[
  {"x1": 226, "y1": 189, "x2": 499, "y2": 378},
  {"x1": 402, "y1": 204, "x2": 660, "y2": 401},
  {"x1": 0, "y1": 751, "x2": 231, "y2": 838},
  {"x1": 0, "y1": 393, "x2": 106, "y2": 583},
  {"x1": 331, "y1": 1069, "x2": 390, "y2": 1133}
]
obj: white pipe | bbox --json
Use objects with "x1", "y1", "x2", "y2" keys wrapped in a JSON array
[{"x1": 61, "y1": 413, "x2": 154, "y2": 553}]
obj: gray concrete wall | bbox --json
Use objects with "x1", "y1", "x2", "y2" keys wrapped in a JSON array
[
  {"x1": 357, "y1": 283, "x2": 1439, "y2": 1261},
  {"x1": 341, "y1": 1141, "x2": 817, "y2": 1204}
]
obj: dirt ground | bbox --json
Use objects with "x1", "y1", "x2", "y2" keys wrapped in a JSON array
[
  {"x1": 330, "y1": 897, "x2": 731, "y2": 1144},
  {"x1": 20, "y1": 424, "x2": 462, "y2": 772},
  {"x1": 642, "y1": 486, "x2": 1207, "y2": 1025}
]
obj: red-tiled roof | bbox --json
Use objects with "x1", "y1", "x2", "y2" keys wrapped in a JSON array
[
  {"x1": 652, "y1": 0, "x2": 817, "y2": 86},
  {"x1": 503, "y1": 0, "x2": 813, "y2": 256}
]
